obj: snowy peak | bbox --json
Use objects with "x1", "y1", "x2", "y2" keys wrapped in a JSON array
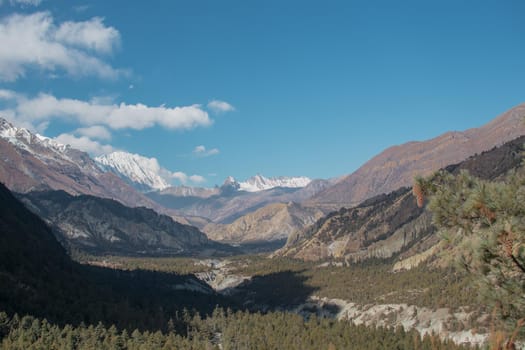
[
  {"x1": 0, "y1": 117, "x2": 100, "y2": 174},
  {"x1": 222, "y1": 176, "x2": 239, "y2": 187},
  {"x1": 95, "y1": 151, "x2": 171, "y2": 192},
  {"x1": 0, "y1": 118, "x2": 67, "y2": 153},
  {"x1": 238, "y1": 174, "x2": 311, "y2": 192}
]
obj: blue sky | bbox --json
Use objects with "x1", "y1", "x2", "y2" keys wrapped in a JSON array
[{"x1": 1, "y1": 0, "x2": 524, "y2": 187}]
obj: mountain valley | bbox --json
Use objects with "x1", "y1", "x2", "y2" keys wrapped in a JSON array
[{"x1": 1, "y1": 103, "x2": 525, "y2": 349}]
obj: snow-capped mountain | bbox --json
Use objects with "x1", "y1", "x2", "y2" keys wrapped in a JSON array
[
  {"x1": 237, "y1": 174, "x2": 312, "y2": 192},
  {"x1": 0, "y1": 117, "x2": 186, "y2": 219},
  {"x1": 95, "y1": 151, "x2": 171, "y2": 192},
  {"x1": 1, "y1": 118, "x2": 66, "y2": 153},
  {"x1": 0, "y1": 118, "x2": 100, "y2": 174}
]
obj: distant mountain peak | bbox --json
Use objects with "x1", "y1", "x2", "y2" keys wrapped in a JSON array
[
  {"x1": 238, "y1": 174, "x2": 311, "y2": 192},
  {"x1": 223, "y1": 176, "x2": 238, "y2": 185},
  {"x1": 95, "y1": 151, "x2": 171, "y2": 192}
]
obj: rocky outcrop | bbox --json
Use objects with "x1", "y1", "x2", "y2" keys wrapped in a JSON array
[
  {"x1": 295, "y1": 297, "x2": 488, "y2": 347},
  {"x1": 308, "y1": 103, "x2": 525, "y2": 209},
  {"x1": 18, "y1": 190, "x2": 235, "y2": 256},
  {"x1": 203, "y1": 202, "x2": 326, "y2": 243}
]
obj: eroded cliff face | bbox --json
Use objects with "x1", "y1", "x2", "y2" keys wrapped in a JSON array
[
  {"x1": 203, "y1": 202, "x2": 326, "y2": 243},
  {"x1": 308, "y1": 103, "x2": 525, "y2": 209},
  {"x1": 277, "y1": 189, "x2": 434, "y2": 261},
  {"x1": 277, "y1": 136, "x2": 525, "y2": 262}
]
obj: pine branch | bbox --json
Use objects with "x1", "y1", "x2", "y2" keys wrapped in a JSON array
[{"x1": 509, "y1": 254, "x2": 525, "y2": 274}]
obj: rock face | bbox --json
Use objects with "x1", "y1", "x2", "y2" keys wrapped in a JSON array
[
  {"x1": 309, "y1": 103, "x2": 525, "y2": 209},
  {"x1": 18, "y1": 190, "x2": 233, "y2": 256},
  {"x1": 278, "y1": 188, "x2": 432, "y2": 261},
  {"x1": 276, "y1": 136, "x2": 525, "y2": 261},
  {"x1": 203, "y1": 202, "x2": 326, "y2": 243}
]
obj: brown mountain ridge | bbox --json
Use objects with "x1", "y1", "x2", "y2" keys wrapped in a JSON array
[{"x1": 307, "y1": 103, "x2": 525, "y2": 210}]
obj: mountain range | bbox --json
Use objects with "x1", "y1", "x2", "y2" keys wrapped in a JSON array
[
  {"x1": 201, "y1": 103, "x2": 525, "y2": 244},
  {"x1": 0, "y1": 119, "x2": 173, "y2": 216},
  {"x1": 147, "y1": 177, "x2": 335, "y2": 225},
  {"x1": 95, "y1": 150, "x2": 313, "y2": 194},
  {"x1": 1, "y1": 103, "x2": 525, "y2": 251}
]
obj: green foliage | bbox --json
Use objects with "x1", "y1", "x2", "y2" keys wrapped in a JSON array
[
  {"x1": 75, "y1": 254, "x2": 213, "y2": 275},
  {"x1": 0, "y1": 309, "x2": 476, "y2": 350},
  {"x1": 416, "y1": 168, "x2": 525, "y2": 333},
  {"x1": 230, "y1": 257, "x2": 477, "y2": 310}
]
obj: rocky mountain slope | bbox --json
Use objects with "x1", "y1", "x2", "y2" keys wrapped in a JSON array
[
  {"x1": 0, "y1": 118, "x2": 191, "y2": 222},
  {"x1": 308, "y1": 103, "x2": 525, "y2": 209},
  {"x1": 203, "y1": 202, "x2": 325, "y2": 243},
  {"x1": 18, "y1": 190, "x2": 234, "y2": 256},
  {"x1": 276, "y1": 135, "x2": 525, "y2": 261}
]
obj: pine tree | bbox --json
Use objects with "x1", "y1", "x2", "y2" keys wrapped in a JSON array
[{"x1": 414, "y1": 168, "x2": 525, "y2": 345}]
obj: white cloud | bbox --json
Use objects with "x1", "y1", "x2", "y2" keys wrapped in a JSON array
[
  {"x1": 0, "y1": 89, "x2": 20, "y2": 100},
  {"x1": 0, "y1": 90, "x2": 213, "y2": 132},
  {"x1": 194, "y1": 145, "x2": 206, "y2": 153},
  {"x1": 207, "y1": 100, "x2": 235, "y2": 113},
  {"x1": 75, "y1": 125, "x2": 111, "y2": 140},
  {"x1": 189, "y1": 175, "x2": 206, "y2": 184},
  {"x1": 0, "y1": 11, "x2": 122, "y2": 81},
  {"x1": 171, "y1": 171, "x2": 189, "y2": 184},
  {"x1": 54, "y1": 133, "x2": 115, "y2": 156},
  {"x1": 55, "y1": 17, "x2": 120, "y2": 54},
  {"x1": 7, "y1": 0, "x2": 42, "y2": 6},
  {"x1": 171, "y1": 171, "x2": 206, "y2": 185},
  {"x1": 193, "y1": 144, "x2": 220, "y2": 157}
]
